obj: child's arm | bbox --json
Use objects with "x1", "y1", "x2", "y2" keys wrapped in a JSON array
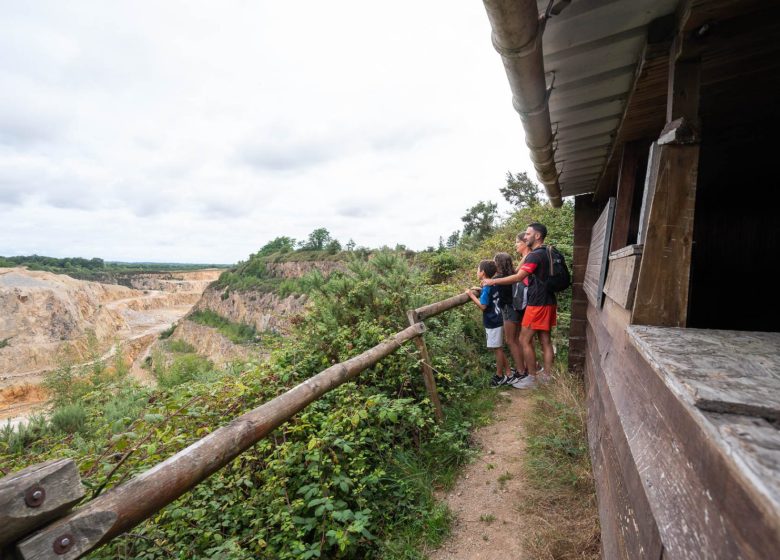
[{"x1": 464, "y1": 288, "x2": 487, "y2": 311}]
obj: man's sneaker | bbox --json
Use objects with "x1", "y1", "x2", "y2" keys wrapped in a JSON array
[
  {"x1": 490, "y1": 374, "x2": 510, "y2": 388},
  {"x1": 510, "y1": 375, "x2": 537, "y2": 390},
  {"x1": 506, "y1": 371, "x2": 527, "y2": 386}
]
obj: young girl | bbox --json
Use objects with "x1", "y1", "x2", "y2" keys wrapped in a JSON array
[{"x1": 494, "y1": 252, "x2": 527, "y2": 386}]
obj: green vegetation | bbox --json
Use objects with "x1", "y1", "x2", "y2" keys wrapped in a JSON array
[
  {"x1": 189, "y1": 309, "x2": 257, "y2": 344},
  {"x1": 0, "y1": 172, "x2": 591, "y2": 558},
  {"x1": 515, "y1": 364, "x2": 600, "y2": 559},
  {"x1": 0, "y1": 337, "x2": 10, "y2": 349},
  {"x1": 1, "y1": 253, "x2": 494, "y2": 559},
  {"x1": 166, "y1": 339, "x2": 196, "y2": 354}
]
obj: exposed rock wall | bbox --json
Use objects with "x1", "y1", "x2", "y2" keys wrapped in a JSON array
[
  {"x1": 167, "y1": 320, "x2": 258, "y2": 366},
  {"x1": 194, "y1": 287, "x2": 306, "y2": 334},
  {"x1": 265, "y1": 260, "x2": 345, "y2": 279}
]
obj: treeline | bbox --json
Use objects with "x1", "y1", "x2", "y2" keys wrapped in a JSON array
[{"x1": 0, "y1": 254, "x2": 227, "y2": 277}]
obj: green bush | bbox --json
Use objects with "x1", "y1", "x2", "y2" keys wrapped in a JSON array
[
  {"x1": 159, "y1": 324, "x2": 176, "y2": 339},
  {"x1": 51, "y1": 403, "x2": 88, "y2": 434},
  {"x1": 154, "y1": 354, "x2": 216, "y2": 389}
]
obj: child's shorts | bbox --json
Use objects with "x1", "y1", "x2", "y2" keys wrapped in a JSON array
[
  {"x1": 485, "y1": 326, "x2": 503, "y2": 349},
  {"x1": 500, "y1": 303, "x2": 521, "y2": 323}
]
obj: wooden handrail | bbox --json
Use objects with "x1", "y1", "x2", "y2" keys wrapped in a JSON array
[
  {"x1": 413, "y1": 291, "x2": 476, "y2": 322},
  {"x1": 16, "y1": 322, "x2": 425, "y2": 559}
]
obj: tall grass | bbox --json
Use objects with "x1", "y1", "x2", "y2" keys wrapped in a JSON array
[{"x1": 516, "y1": 369, "x2": 600, "y2": 559}]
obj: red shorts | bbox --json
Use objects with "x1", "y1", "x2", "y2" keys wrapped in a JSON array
[{"x1": 521, "y1": 305, "x2": 557, "y2": 331}]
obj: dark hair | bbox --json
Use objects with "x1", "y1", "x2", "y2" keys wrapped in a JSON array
[
  {"x1": 515, "y1": 232, "x2": 527, "y2": 243},
  {"x1": 494, "y1": 252, "x2": 513, "y2": 277},
  {"x1": 528, "y1": 222, "x2": 547, "y2": 240},
  {"x1": 478, "y1": 259, "x2": 497, "y2": 278}
]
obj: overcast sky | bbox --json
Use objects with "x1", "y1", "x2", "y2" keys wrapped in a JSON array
[{"x1": 1, "y1": 1, "x2": 535, "y2": 263}]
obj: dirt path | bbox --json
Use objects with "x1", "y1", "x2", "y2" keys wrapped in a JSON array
[{"x1": 429, "y1": 390, "x2": 533, "y2": 560}]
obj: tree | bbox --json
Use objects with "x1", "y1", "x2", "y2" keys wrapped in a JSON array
[
  {"x1": 345, "y1": 239, "x2": 356, "y2": 251},
  {"x1": 461, "y1": 201, "x2": 498, "y2": 241},
  {"x1": 325, "y1": 239, "x2": 342, "y2": 254},
  {"x1": 258, "y1": 236, "x2": 296, "y2": 255},
  {"x1": 299, "y1": 228, "x2": 333, "y2": 251},
  {"x1": 499, "y1": 171, "x2": 543, "y2": 209},
  {"x1": 446, "y1": 230, "x2": 460, "y2": 248}
]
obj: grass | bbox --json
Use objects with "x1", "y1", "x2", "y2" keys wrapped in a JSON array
[
  {"x1": 515, "y1": 369, "x2": 600, "y2": 559},
  {"x1": 0, "y1": 337, "x2": 10, "y2": 349},
  {"x1": 188, "y1": 309, "x2": 257, "y2": 344},
  {"x1": 158, "y1": 325, "x2": 176, "y2": 339}
]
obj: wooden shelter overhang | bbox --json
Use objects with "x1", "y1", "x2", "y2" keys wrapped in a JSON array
[{"x1": 482, "y1": 0, "x2": 678, "y2": 203}]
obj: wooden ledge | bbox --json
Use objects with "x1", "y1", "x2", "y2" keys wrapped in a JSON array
[{"x1": 609, "y1": 244, "x2": 643, "y2": 261}]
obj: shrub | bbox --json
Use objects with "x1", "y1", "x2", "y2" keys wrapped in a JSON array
[
  {"x1": 167, "y1": 339, "x2": 196, "y2": 354},
  {"x1": 51, "y1": 403, "x2": 88, "y2": 434}
]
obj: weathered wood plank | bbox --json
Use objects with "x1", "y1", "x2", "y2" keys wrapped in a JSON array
[
  {"x1": 637, "y1": 142, "x2": 660, "y2": 245},
  {"x1": 0, "y1": 459, "x2": 85, "y2": 549},
  {"x1": 603, "y1": 246, "x2": 642, "y2": 309},
  {"x1": 631, "y1": 142, "x2": 699, "y2": 327},
  {"x1": 583, "y1": 198, "x2": 616, "y2": 308},
  {"x1": 627, "y1": 326, "x2": 780, "y2": 421},
  {"x1": 706, "y1": 412, "x2": 780, "y2": 513}
]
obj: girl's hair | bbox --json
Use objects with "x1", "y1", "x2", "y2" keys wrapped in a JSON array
[
  {"x1": 494, "y1": 252, "x2": 514, "y2": 277},
  {"x1": 515, "y1": 232, "x2": 526, "y2": 243},
  {"x1": 478, "y1": 259, "x2": 497, "y2": 278}
]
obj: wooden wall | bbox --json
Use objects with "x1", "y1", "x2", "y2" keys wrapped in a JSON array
[{"x1": 585, "y1": 294, "x2": 780, "y2": 559}]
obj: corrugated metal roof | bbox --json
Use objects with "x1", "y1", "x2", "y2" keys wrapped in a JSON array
[{"x1": 537, "y1": 0, "x2": 678, "y2": 197}]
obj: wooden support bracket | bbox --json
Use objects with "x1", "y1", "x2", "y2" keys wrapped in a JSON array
[{"x1": 0, "y1": 459, "x2": 85, "y2": 550}]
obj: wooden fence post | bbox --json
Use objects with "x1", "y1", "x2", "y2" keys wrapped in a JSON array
[{"x1": 407, "y1": 310, "x2": 444, "y2": 423}]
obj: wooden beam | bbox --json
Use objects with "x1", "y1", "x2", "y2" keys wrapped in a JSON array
[
  {"x1": 610, "y1": 142, "x2": 643, "y2": 251},
  {"x1": 407, "y1": 310, "x2": 444, "y2": 423},
  {"x1": 631, "y1": 141, "x2": 699, "y2": 327},
  {"x1": 666, "y1": 56, "x2": 701, "y2": 132},
  {"x1": 0, "y1": 459, "x2": 85, "y2": 550}
]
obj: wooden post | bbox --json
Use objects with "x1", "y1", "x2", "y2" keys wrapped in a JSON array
[
  {"x1": 0, "y1": 459, "x2": 85, "y2": 550},
  {"x1": 16, "y1": 322, "x2": 426, "y2": 560},
  {"x1": 631, "y1": 31, "x2": 702, "y2": 327},
  {"x1": 407, "y1": 310, "x2": 444, "y2": 423}
]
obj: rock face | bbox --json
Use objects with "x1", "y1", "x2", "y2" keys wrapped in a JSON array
[
  {"x1": 194, "y1": 287, "x2": 306, "y2": 334},
  {"x1": 265, "y1": 260, "x2": 345, "y2": 279}
]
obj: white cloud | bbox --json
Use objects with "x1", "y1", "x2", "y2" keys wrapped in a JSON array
[{"x1": 0, "y1": 0, "x2": 534, "y2": 262}]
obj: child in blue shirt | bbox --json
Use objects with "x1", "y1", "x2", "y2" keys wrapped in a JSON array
[{"x1": 465, "y1": 260, "x2": 515, "y2": 387}]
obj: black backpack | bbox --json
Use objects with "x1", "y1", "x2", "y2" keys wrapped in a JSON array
[{"x1": 544, "y1": 245, "x2": 571, "y2": 293}]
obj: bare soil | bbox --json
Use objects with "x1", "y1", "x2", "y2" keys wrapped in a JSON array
[{"x1": 429, "y1": 389, "x2": 533, "y2": 560}]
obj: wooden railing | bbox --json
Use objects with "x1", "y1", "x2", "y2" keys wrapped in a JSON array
[{"x1": 0, "y1": 292, "x2": 475, "y2": 559}]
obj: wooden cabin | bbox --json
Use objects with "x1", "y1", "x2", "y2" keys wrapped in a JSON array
[{"x1": 483, "y1": 1, "x2": 780, "y2": 558}]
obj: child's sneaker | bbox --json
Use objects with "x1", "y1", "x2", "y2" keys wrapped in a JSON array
[
  {"x1": 490, "y1": 374, "x2": 509, "y2": 388},
  {"x1": 506, "y1": 371, "x2": 527, "y2": 386},
  {"x1": 510, "y1": 375, "x2": 537, "y2": 390}
]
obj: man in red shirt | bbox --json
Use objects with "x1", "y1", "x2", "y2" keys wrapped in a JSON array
[{"x1": 482, "y1": 222, "x2": 555, "y2": 388}]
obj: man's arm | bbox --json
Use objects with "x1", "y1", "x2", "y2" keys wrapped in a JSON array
[{"x1": 482, "y1": 269, "x2": 529, "y2": 286}]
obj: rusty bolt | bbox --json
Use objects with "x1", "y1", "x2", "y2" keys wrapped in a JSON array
[
  {"x1": 24, "y1": 484, "x2": 46, "y2": 508},
  {"x1": 53, "y1": 534, "x2": 75, "y2": 555}
]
